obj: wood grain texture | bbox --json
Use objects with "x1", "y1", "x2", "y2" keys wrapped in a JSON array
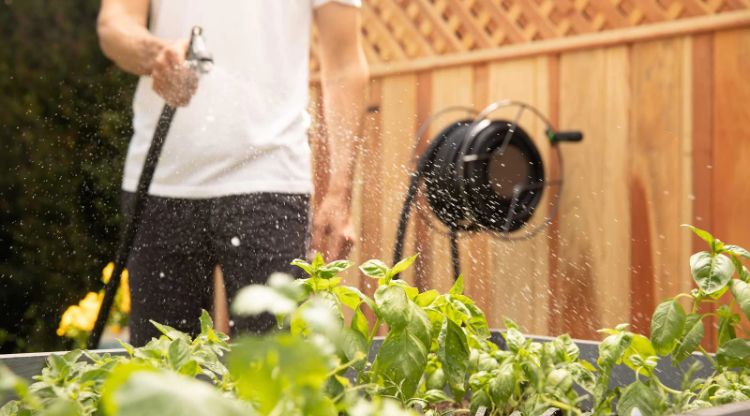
[
  {"x1": 307, "y1": 26, "x2": 750, "y2": 341},
  {"x1": 380, "y1": 74, "x2": 419, "y2": 284},
  {"x1": 557, "y1": 47, "x2": 630, "y2": 339},
  {"x1": 713, "y1": 28, "x2": 750, "y2": 253},
  {"x1": 691, "y1": 34, "x2": 716, "y2": 349},
  {"x1": 428, "y1": 65, "x2": 475, "y2": 293},
  {"x1": 629, "y1": 37, "x2": 693, "y2": 334},
  {"x1": 486, "y1": 57, "x2": 551, "y2": 334},
  {"x1": 463, "y1": 63, "x2": 496, "y2": 325},
  {"x1": 358, "y1": 79, "x2": 384, "y2": 300},
  {"x1": 713, "y1": 28, "x2": 750, "y2": 342}
]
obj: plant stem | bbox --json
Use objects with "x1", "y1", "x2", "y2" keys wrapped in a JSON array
[
  {"x1": 654, "y1": 378, "x2": 683, "y2": 396},
  {"x1": 542, "y1": 397, "x2": 582, "y2": 416},
  {"x1": 698, "y1": 346, "x2": 718, "y2": 368},
  {"x1": 368, "y1": 317, "x2": 381, "y2": 343}
]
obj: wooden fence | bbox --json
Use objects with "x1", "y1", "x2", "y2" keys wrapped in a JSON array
[{"x1": 309, "y1": 9, "x2": 750, "y2": 345}]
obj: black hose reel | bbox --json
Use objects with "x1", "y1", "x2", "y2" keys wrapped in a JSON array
[{"x1": 393, "y1": 100, "x2": 583, "y2": 280}]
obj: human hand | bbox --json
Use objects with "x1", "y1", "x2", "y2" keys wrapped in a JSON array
[
  {"x1": 310, "y1": 194, "x2": 355, "y2": 261},
  {"x1": 151, "y1": 40, "x2": 198, "y2": 107}
]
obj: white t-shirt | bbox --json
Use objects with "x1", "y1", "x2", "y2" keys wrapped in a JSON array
[{"x1": 123, "y1": 0, "x2": 360, "y2": 198}]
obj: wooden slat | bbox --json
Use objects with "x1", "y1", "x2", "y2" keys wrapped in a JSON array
[
  {"x1": 713, "y1": 28, "x2": 750, "y2": 341},
  {"x1": 486, "y1": 57, "x2": 551, "y2": 335},
  {"x1": 629, "y1": 37, "x2": 691, "y2": 334},
  {"x1": 359, "y1": 79, "x2": 384, "y2": 292},
  {"x1": 413, "y1": 71, "x2": 435, "y2": 291},
  {"x1": 428, "y1": 65, "x2": 475, "y2": 293},
  {"x1": 691, "y1": 33, "x2": 716, "y2": 349},
  {"x1": 472, "y1": 0, "x2": 529, "y2": 43},
  {"x1": 349, "y1": 11, "x2": 750, "y2": 79},
  {"x1": 557, "y1": 46, "x2": 630, "y2": 339},
  {"x1": 713, "y1": 28, "x2": 750, "y2": 253},
  {"x1": 380, "y1": 74, "x2": 419, "y2": 284},
  {"x1": 462, "y1": 63, "x2": 496, "y2": 326}
]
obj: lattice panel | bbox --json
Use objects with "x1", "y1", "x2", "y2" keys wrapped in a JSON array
[{"x1": 310, "y1": 0, "x2": 749, "y2": 70}]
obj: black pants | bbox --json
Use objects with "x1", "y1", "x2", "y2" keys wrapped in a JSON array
[{"x1": 122, "y1": 192, "x2": 310, "y2": 346}]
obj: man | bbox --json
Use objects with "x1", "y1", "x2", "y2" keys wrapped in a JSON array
[{"x1": 97, "y1": 0, "x2": 368, "y2": 345}]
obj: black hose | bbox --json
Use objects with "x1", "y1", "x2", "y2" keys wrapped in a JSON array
[{"x1": 87, "y1": 105, "x2": 176, "y2": 349}]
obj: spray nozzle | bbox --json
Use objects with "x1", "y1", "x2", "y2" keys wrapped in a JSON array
[{"x1": 186, "y1": 26, "x2": 213, "y2": 74}]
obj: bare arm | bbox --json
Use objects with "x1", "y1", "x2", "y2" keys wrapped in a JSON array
[
  {"x1": 97, "y1": 0, "x2": 197, "y2": 106},
  {"x1": 97, "y1": 0, "x2": 164, "y2": 75},
  {"x1": 311, "y1": 2, "x2": 370, "y2": 259}
]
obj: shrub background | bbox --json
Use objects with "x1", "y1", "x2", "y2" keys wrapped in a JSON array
[{"x1": 0, "y1": 1, "x2": 134, "y2": 353}]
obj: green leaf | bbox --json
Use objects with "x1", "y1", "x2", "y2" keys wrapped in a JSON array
[
  {"x1": 149, "y1": 321, "x2": 190, "y2": 342},
  {"x1": 438, "y1": 318, "x2": 470, "y2": 398},
  {"x1": 291, "y1": 258, "x2": 313, "y2": 275},
  {"x1": 683, "y1": 224, "x2": 715, "y2": 248},
  {"x1": 503, "y1": 328, "x2": 526, "y2": 353},
  {"x1": 198, "y1": 310, "x2": 214, "y2": 334},
  {"x1": 390, "y1": 280, "x2": 419, "y2": 299},
  {"x1": 390, "y1": 254, "x2": 417, "y2": 277},
  {"x1": 104, "y1": 369, "x2": 253, "y2": 416},
  {"x1": 372, "y1": 305, "x2": 431, "y2": 399},
  {"x1": 332, "y1": 285, "x2": 364, "y2": 310},
  {"x1": 312, "y1": 253, "x2": 325, "y2": 270},
  {"x1": 730, "y1": 279, "x2": 750, "y2": 321},
  {"x1": 422, "y1": 389, "x2": 451, "y2": 404},
  {"x1": 650, "y1": 299, "x2": 686, "y2": 355},
  {"x1": 360, "y1": 259, "x2": 388, "y2": 278},
  {"x1": 598, "y1": 331, "x2": 632, "y2": 369},
  {"x1": 352, "y1": 306, "x2": 370, "y2": 339},
  {"x1": 168, "y1": 338, "x2": 190, "y2": 371},
  {"x1": 449, "y1": 275, "x2": 464, "y2": 295},
  {"x1": 340, "y1": 328, "x2": 368, "y2": 371},
  {"x1": 718, "y1": 306, "x2": 738, "y2": 346},
  {"x1": 623, "y1": 334, "x2": 656, "y2": 374},
  {"x1": 674, "y1": 314, "x2": 704, "y2": 362},
  {"x1": 552, "y1": 334, "x2": 580, "y2": 362},
  {"x1": 318, "y1": 260, "x2": 353, "y2": 279},
  {"x1": 489, "y1": 364, "x2": 515, "y2": 404},
  {"x1": 616, "y1": 381, "x2": 662, "y2": 416},
  {"x1": 229, "y1": 335, "x2": 331, "y2": 414},
  {"x1": 690, "y1": 252, "x2": 735, "y2": 294},
  {"x1": 414, "y1": 290, "x2": 439, "y2": 307},
  {"x1": 717, "y1": 338, "x2": 750, "y2": 368},
  {"x1": 374, "y1": 285, "x2": 410, "y2": 330},
  {"x1": 724, "y1": 244, "x2": 750, "y2": 260}
]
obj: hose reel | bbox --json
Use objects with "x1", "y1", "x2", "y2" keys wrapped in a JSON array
[{"x1": 393, "y1": 100, "x2": 583, "y2": 279}]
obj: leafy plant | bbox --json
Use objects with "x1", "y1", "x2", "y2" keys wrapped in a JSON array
[{"x1": 4, "y1": 225, "x2": 750, "y2": 415}]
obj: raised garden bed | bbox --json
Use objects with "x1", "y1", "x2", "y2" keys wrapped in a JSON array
[{"x1": 3, "y1": 226, "x2": 750, "y2": 415}]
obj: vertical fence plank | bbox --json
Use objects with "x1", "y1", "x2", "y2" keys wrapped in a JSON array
[
  {"x1": 691, "y1": 33, "x2": 716, "y2": 349},
  {"x1": 713, "y1": 28, "x2": 750, "y2": 313},
  {"x1": 428, "y1": 66, "x2": 476, "y2": 293},
  {"x1": 464, "y1": 63, "x2": 497, "y2": 325},
  {"x1": 486, "y1": 57, "x2": 550, "y2": 334},
  {"x1": 557, "y1": 47, "x2": 630, "y2": 339},
  {"x1": 629, "y1": 37, "x2": 692, "y2": 334},
  {"x1": 357, "y1": 79, "x2": 384, "y2": 299},
  {"x1": 380, "y1": 74, "x2": 419, "y2": 284}
]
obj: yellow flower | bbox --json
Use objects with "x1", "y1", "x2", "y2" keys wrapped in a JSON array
[
  {"x1": 57, "y1": 305, "x2": 80, "y2": 336},
  {"x1": 117, "y1": 270, "x2": 131, "y2": 314},
  {"x1": 77, "y1": 292, "x2": 103, "y2": 332},
  {"x1": 101, "y1": 262, "x2": 115, "y2": 284}
]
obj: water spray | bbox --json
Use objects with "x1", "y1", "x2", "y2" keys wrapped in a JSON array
[{"x1": 88, "y1": 27, "x2": 213, "y2": 349}]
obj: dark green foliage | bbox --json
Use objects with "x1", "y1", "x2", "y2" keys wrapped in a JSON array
[{"x1": 0, "y1": 1, "x2": 135, "y2": 352}]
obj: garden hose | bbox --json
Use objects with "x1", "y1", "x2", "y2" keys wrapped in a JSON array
[{"x1": 87, "y1": 27, "x2": 213, "y2": 349}]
